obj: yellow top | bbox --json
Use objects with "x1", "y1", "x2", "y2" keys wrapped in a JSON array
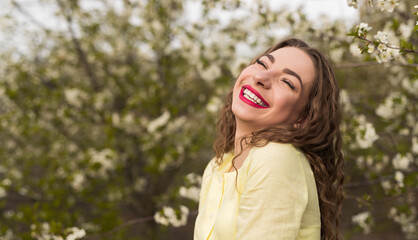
[{"x1": 194, "y1": 142, "x2": 320, "y2": 240}]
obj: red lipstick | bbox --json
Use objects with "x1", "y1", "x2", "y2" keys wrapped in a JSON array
[{"x1": 239, "y1": 85, "x2": 270, "y2": 108}]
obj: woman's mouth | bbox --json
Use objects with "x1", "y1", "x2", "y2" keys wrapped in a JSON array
[{"x1": 239, "y1": 85, "x2": 270, "y2": 108}]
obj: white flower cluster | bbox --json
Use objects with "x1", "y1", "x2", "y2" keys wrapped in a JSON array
[
  {"x1": 356, "y1": 155, "x2": 388, "y2": 173},
  {"x1": 65, "y1": 228, "x2": 86, "y2": 240},
  {"x1": 71, "y1": 173, "x2": 85, "y2": 192},
  {"x1": 340, "y1": 89, "x2": 354, "y2": 113},
  {"x1": 374, "y1": 31, "x2": 388, "y2": 44},
  {"x1": 206, "y1": 96, "x2": 222, "y2": 114},
  {"x1": 147, "y1": 110, "x2": 170, "y2": 133},
  {"x1": 0, "y1": 230, "x2": 14, "y2": 240},
  {"x1": 394, "y1": 171, "x2": 404, "y2": 187},
  {"x1": 376, "y1": 0, "x2": 400, "y2": 13},
  {"x1": 31, "y1": 223, "x2": 86, "y2": 240},
  {"x1": 402, "y1": 78, "x2": 418, "y2": 96},
  {"x1": 179, "y1": 186, "x2": 200, "y2": 202},
  {"x1": 154, "y1": 205, "x2": 189, "y2": 227},
  {"x1": 375, "y1": 92, "x2": 408, "y2": 120},
  {"x1": 0, "y1": 186, "x2": 6, "y2": 198},
  {"x1": 369, "y1": 31, "x2": 394, "y2": 63},
  {"x1": 392, "y1": 153, "x2": 413, "y2": 171},
  {"x1": 352, "y1": 115, "x2": 379, "y2": 149},
  {"x1": 388, "y1": 207, "x2": 418, "y2": 238},
  {"x1": 185, "y1": 173, "x2": 202, "y2": 185},
  {"x1": 346, "y1": 0, "x2": 358, "y2": 9},
  {"x1": 179, "y1": 173, "x2": 202, "y2": 202},
  {"x1": 412, "y1": 137, "x2": 418, "y2": 154},
  {"x1": 352, "y1": 211, "x2": 372, "y2": 234},
  {"x1": 87, "y1": 148, "x2": 117, "y2": 178},
  {"x1": 357, "y1": 22, "x2": 372, "y2": 36},
  {"x1": 64, "y1": 88, "x2": 88, "y2": 108}
]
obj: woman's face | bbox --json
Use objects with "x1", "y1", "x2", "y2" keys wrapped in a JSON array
[{"x1": 231, "y1": 47, "x2": 315, "y2": 131}]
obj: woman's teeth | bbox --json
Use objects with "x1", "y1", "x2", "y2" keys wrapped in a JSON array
[{"x1": 243, "y1": 89, "x2": 268, "y2": 107}]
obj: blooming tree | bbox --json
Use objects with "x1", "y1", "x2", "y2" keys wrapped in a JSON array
[{"x1": 0, "y1": 0, "x2": 416, "y2": 239}]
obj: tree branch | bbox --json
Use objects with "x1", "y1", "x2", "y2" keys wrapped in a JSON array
[
  {"x1": 56, "y1": 0, "x2": 100, "y2": 91},
  {"x1": 11, "y1": 0, "x2": 49, "y2": 31},
  {"x1": 336, "y1": 61, "x2": 418, "y2": 69},
  {"x1": 355, "y1": 36, "x2": 418, "y2": 54}
]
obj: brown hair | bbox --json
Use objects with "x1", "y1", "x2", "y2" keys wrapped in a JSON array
[{"x1": 213, "y1": 38, "x2": 344, "y2": 239}]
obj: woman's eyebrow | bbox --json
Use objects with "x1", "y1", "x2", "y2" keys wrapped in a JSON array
[
  {"x1": 263, "y1": 53, "x2": 303, "y2": 90},
  {"x1": 263, "y1": 54, "x2": 275, "y2": 63}
]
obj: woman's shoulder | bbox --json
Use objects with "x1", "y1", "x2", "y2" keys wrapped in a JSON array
[
  {"x1": 251, "y1": 142, "x2": 305, "y2": 160},
  {"x1": 248, "y1": 142, "x2": 307, "y2": 174}
]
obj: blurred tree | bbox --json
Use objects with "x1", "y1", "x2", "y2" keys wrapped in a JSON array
[{"x1": 0, "y1": 0, "x2": 416, "y2": 239}]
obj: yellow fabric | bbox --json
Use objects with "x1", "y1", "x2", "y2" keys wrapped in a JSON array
[{"x1": 194, "y1": 142, "x2": 320, "y2": 240}]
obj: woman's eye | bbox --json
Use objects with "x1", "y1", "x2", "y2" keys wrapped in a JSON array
[
  {"x1": 256, "y1": 59, "x2": 267, "y2": 69},
  {"x1": 282, "y1": 79, "x2": 295, "y2": 90}
]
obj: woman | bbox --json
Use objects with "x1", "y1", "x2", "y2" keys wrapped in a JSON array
[{"x1": 194, "y1": 38, "x2": 344, "y2": 240}]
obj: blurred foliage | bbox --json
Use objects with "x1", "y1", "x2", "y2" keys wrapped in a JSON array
[{"x1": 0, "y1": 0, "x2": 417, "y2": 239}]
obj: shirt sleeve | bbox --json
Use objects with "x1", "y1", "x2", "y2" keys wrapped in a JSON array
[{"x1": 236, "y1": 143, "x2": 309, "y2": 239}]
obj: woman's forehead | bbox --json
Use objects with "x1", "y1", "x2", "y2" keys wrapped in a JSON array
[{"x1": 267, "y1": 47, "x2": 315, "y2": 83}]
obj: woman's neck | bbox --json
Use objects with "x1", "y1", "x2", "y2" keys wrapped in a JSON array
[{"x1": 234, "y1": 121, "x2": 254, "y2": 156}]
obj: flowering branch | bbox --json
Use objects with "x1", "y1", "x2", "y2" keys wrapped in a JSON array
[
  {"x1": 354, "y1": 35, "x2": 418, "y2": 55},
  {"x1": 336, "y1": 62, "x2": 418, "y2": 69}
]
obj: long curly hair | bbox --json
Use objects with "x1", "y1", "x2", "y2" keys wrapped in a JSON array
[{"x1": 213, "y1": 38, "x2": 344, "y2": 239}]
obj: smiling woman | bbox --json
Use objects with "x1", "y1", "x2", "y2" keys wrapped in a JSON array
[{"x1": 194, "y1": 38, "x2": 344, "y2": 240}]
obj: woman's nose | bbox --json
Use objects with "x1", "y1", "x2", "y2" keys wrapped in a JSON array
[{"x1": 253, "y1": 72, "x2": 272, "y2": 89}]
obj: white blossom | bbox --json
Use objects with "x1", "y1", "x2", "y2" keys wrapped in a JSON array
[
  {"x1": 71, "y1": 173, "x2": 85, "y2": 191},
  {"x1": 388, "y1": 207, "x2": 418, "y2": 238},
  {"x1": 147, "y1": 111, "x2": 170, "y2": 133},
  {"x1": 374, "y1": 31, "x2": 388, "y2": 44},
  {"x1": 357, "y1": 22, "x2": 372, "y2": 36},
  {"x1": 185, "y1": 173, "x2": 202, "y2": 185},
  {"x1": 0, "y1": 186, "x2": 6, "y2": 198},
  {"x1": 399, "y1": 128, "x2": 409, "y2": 136},
  {"x1": 65, "y1": 227, "x2": 86, "y2": 240},
  {"x1": 88, "y1": 148, "x2": 117, "y2": 178},
  {"x1": 154, "y1": 211, "x2": 169, "y2": 226},
  {"x1": 375, "y1": 92, "x2": 408, "y2": 119},
  {"x1": 340, "y1": 89, "x2": 354, "y2": 113},
  {"x1": 401, "y1": 78, "x2": 418, "y2": 96},
  {"x1": 353, "y1": 115, "x2": 379, "y2": 149},
  {"x1": 412, "y1": 137, "x2": 418, "y2": 154},
  {"x1": 179, "y1": 186, "x2": 200, "y2": 202},
  {"x1": 392, "y1": 153, "x2": 413, "y2": 171},
  {"x1": 154, "y1": 205, "x2": 190, "y2": 227},
  {"x1": 0, "y1": 230, "x2": 15, "y2": 240},
  {"x1": 384, "y1": 0, "x2": 400, "y2": 12},
  {"x1": 394, "y1": 171, "x2": 404, "y2": 187},
  {"x1": 64, "y1": 88, "x2": 87, "y2": 108},
  {"x1": 2, "y1": 178, "x2": 11, "y2": 187},
  {"x1": 381, "y1": 180, "x2": 392, "y2": 192},
  {"x1": 199, "y1": 64, "x2": 221, "y2": 82},
  {"x1": 349, "y1": 43, "x2": 362, "y2": 57},
  {"x1": 399, "y1": 20, "x2": 414, "y2": 39},
  {"x1": 346, "y1": 0, "x2": 358, "y2": 9},
  {"x1": 133, "y1": 177, "x2": 147, "y2": 192},
  {"x1": 30, "y1": 223, "x2": 84, "y2": 240},
  {"x1": 377, "y1": 43, "x2": 387, "y2": 52},
  {"x1": 376, "y1": 0, "x2": 387, "y2": 11},
  {"x1": 206, "y1": 96, "x2": 222, "y2": 114},
  {"x1": 352, "y1": 211, "x2": 372, "y2": 234},
  {"x1": 367, "y1": 44, "x2": 375, "y2": 53}
]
